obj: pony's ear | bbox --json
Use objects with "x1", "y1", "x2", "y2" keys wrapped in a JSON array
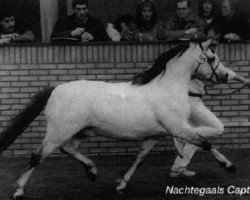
[{"x1": 201, "y1": 39, "x2": 212, "y2": 52}]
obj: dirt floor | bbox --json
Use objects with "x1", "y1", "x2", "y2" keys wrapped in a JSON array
[{"x1": 0, "y1": 149, "x2": 250, "y2": 200}]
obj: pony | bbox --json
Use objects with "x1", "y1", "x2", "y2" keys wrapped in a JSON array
[{"x1": 0, "y1": 40, "x2": 223, "y2": 199}]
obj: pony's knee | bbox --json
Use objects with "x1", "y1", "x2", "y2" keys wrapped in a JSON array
[{"x1": 215, "y1": 122, "x2": 224, "y2": 135}]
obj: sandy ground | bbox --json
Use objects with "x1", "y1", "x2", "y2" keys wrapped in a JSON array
[{"x1": 0, "y1": 149, "x2": 250, "y2": 200}]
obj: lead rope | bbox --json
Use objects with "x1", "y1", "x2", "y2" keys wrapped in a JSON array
[{"x1": 204, "y1": 83, "x2": 248, "y2": 96}]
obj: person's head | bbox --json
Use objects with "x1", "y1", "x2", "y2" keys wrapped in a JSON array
[
  {"x1": 221, "y1": 0, "x2": 236, "y2": 18},
  {"x1": 72, "y1": 0, "x2": 89, "y2": 22},
  {"x1": 0, "y1": 9, "x2": 15, "y2": 33},
  {"x1": 205, "y1": 23, "x2": 221, "y2": 52},
  {"x1": 135, "y1": 0, "x2": 157, "y2": 30},
  {"x1": 198, "y1": 0, "x2": 216, "y2": 18},
  {"x1": 175, "y1": 0, "x2": 191, "y2": 20}
]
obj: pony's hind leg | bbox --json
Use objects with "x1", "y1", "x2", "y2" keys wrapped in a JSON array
[
  {"x1": 13, "y1": 121, "x2": 80, "y2": 199},
  {"x1": 13, "y1": 140, "x2": 60, "y2": 199},
  {"x1": 116, "y1": 139, "x2": 157, "y2": 193},
  {"x1": 60, "y1": 137, "x2": 97, "y2": 182}
]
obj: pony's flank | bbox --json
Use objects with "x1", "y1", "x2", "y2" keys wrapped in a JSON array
[{"x1": 131, "y1": 43, "x2": 190, "y2": 86}]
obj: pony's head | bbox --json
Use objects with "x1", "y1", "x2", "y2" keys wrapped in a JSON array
[
  {"x1": 131, "y1": 39, "x2": 223, "y2": 86},
  {"x1": 190, "y1": 39, "x2": 223, "y2": 84}
]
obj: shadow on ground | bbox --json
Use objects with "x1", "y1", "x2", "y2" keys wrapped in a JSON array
[{"x1": 0, "y1": 149, "x2": 250, "y2": 200}]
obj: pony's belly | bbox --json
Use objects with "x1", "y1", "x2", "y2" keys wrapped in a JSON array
[
  {"x1": 91, "y1": 125, "x2": 165, "y2": 140},
  {"x1": 89, "y1": 114, "x2": 166, "y2": 140}
]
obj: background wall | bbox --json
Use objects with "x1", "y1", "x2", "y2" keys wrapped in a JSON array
[{"x1": 0, "y1": 41, "x2": 250, "y2": 157}]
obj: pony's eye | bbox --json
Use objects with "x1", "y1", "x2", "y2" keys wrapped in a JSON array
[{"x1": 198, "y1": 53, "x2": 207, "y2": 64}]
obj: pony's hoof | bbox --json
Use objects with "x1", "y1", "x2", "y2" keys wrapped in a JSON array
[
  {"x1": 13, "y1": 195, "x2": 25, "y2": 200},
  {"x1": 13, "y1": 188, "x2": 24, "y2": 200},
  {"x1": 86, "y1": 171, "x2": 97, "y2": 182},
  {"x1": 116, "y1": 189, "x2": 124, "y2": 194},
  {"x1": 116, "y1": 179, "x2": 127, "y2": 193},
  {"x1": 201, "y1": 141, "x2": 211, "y2": 151},
  {"x1": 226, "y1": 164, "x2": 237, "y2": 173}
]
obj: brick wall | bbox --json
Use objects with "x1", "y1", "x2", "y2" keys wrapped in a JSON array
[{"x1": 0, "y1": 42, "x2": 250, "y2": 157}]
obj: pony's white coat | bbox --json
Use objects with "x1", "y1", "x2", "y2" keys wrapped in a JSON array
[
  {"x1": 13, "y1": 41, "x2": 226, "y2": 198},
  {"x1": 44, "y1": 43, "x2": 214, "y2": 144}
]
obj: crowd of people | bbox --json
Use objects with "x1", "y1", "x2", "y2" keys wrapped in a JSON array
[{"x1": 0, "y1": 0, "x2": 249, "y2": 44}]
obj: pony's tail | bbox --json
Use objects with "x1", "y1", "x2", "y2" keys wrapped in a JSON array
[{"x1": 0, "y1": 86, "x2": 55, "y2": 154}]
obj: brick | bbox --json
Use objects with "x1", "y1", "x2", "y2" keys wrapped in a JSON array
[
  {"x1": 49, "y1": 69, "x2": 68, "y2": 75},
  {"x1": 134, "y1": 63, "x2": 149, "y2": 68},
  {"x1": 11, "y1": 70, "x2": 29, "y2": 76},
  {"x1": 107, "y1": 69, "x2": 125, "y2": 74},
  {"x1": 58, "y1": 64, "x2": 76, "y2": 69},
  {"x1": 77, "y1": 63, "x2": 95, "y2": 69},
  {"x1": 58, "y1": 75, "x2": 76, "y2": 81},
  {"x1": 39, "y1": 76, "x2": 57, "y2": 81},
  {"x1": 96, "y1": 63, "x2": 114, "y2": 68},
  {"x1": 116, "y1": 63, "x2": 134, "y2": 68},
  {"x1": 30, "y1": 70, "x2": 48, "y2": 75},
  {"x1": 99, "y1": 142, "x2": 117, "y2": 148},
  {"x1": 11, "y1": 81, "x2": 30, "y2": 87},
  {"x1": 68, "y1": 69, "x2": 87, "y2": 75},
  {"x1": 30, "y1": 82, "x2": 48, "y2": 87},
  {"x1": 39, "y1": 64, "x2": 57, "y2": 69},
  {"x1": 116, "y1": 74, "x2": 134, "y2": 80},
  {"x1": 125, "y1": 68, "x2": 144, "y2": 74},
  {"x1": 0, "y1": 71, "x2": 10, "y2": 76},
  {"x1": 96, "y1": 74, "x2": 115, "y2": 80},
  {"x1": 19, "y1": 64, "x2": 38, "y2": 70},
  {"x1": 11, "y1": 93, "x2": 30, "y2": 99},
  {"x1": 19, "y1": 76, "x2": 38, "y2": 81},
  {"x1": 1, "y1": 76, "x2": 19, "y2": 81},
  {"x1": 70, "y1": 46, "x2": 76, "y2": 63},
  {"x1": 88, "y1": 69, "x2": 106, "y2": 74},
  {"x1": 65, "y1": 46, "x2": 71, "y2": 63}
]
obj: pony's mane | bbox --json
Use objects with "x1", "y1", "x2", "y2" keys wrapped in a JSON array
[{"x1": 132, "y1": 43, "x2": 190, "y2": 85}]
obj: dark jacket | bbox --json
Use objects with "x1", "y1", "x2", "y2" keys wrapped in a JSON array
[
  {"x1": 217, "y1": 12, "x2": 249, "y2": 40},
  {"x1": 163, "y1": 13, "x2": 205, "y2": 40},
  {"x1": 51, "y1": 14, "x2": 110, "y2": 42}
]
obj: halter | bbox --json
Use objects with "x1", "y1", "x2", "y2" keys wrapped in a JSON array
[
  {"x1": 191, "y1": 42, "x2": 221, "y2": 84},
  {"x1": 192, "y1": 43, "x2": 247, "y2": 96}
]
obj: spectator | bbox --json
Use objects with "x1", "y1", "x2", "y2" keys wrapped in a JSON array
[
  {"x1": 51, "y1": 0, "x2": 110, "y2": 42},
  {"x1": 162, "y1": 0, "x2": 205, "y2": 40},
  {"x1": 114, "y1": 14, "x2": 134, "y2": 41},
  {"x1": 0, "y1": 8, "x2": 35, "y2": 44},
  {"x1": 217, "y1": 0, "x2": 249, "y2": 41},
  {"x1": 198, "y1": 0, "x2": 218, "y2": 26},
  {"x1": 116, "y1": 0, "x2": 165, "y2": 41}
]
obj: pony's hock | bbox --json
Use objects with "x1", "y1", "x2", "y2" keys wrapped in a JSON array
[{"x1": 0, "y1": 40, "x2": 232, "y2": 198}]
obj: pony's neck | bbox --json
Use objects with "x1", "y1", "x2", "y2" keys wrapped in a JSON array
[{"x1": 162, "y1": 55, "x2": 196, "y2": 87}]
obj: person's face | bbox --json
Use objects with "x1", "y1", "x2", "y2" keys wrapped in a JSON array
[
  {"x1": 202, "y1": 1, "x2": 212, "y2": 16},
  {"x1": 221, "y1": 0, "x2": 233, "y2": 17},
  {"x1": 176, "y1": 1, "x2": 191, "y2": 20},
  {"x1": 141, "y1": 6, "x2": 153, "y2": 21},
  {"x1": 0, "y1": 15, "x2": 15, "y2": 33},
  {"x1": 207, "y1": 29, "x2": 220, "y2": 52},
  {"x1": 74, "y1": 4, "x2": 88, "y2": 21}
]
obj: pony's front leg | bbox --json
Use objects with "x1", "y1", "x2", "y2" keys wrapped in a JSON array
[
  {"x1": 116, "y1": 139, "x2": 157, "y2": 193},
  {"x1": 211, "y1": 148, "x2": 236, "y2": 172},
  {"x1": 161, "y1": 117, "x2": 211, "y2": 150}
]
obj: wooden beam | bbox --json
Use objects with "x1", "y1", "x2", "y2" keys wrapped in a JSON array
[{"x1": 40, "y1": 0, "x2": 59, "y2": 42}]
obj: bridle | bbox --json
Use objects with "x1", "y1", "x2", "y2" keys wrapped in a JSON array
[
  {"x1": 191, "y1": 42, "x2": 221, "y2": 84},
  {"x1": 191, "y1": 42, "x2": 247, "y2": 96}
]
